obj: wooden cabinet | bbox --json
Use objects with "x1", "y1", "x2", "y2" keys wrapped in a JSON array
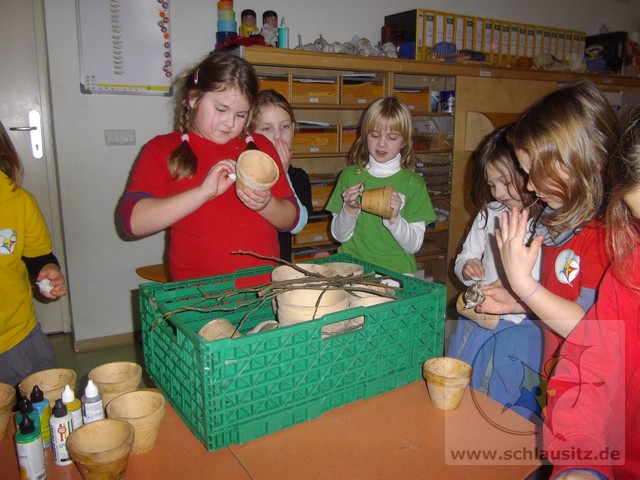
[{"x1": 241, "y1": 45, "x2": 640, "y2": 307}]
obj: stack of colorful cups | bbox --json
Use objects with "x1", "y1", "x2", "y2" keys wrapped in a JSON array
[{"x1": 216, "y1": 1, "x2": 237, "y2": 46}]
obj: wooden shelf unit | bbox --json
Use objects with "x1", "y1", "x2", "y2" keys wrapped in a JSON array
[{"x1": 241, "y1": 45, "x2": 640, "y2": 304}]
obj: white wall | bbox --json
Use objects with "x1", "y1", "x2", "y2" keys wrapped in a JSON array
[{"x1": 44, "y1": 0, "x2": 640, "y2": 343}]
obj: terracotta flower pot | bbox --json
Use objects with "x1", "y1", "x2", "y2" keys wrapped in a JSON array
[
  {"x1": 422, "y1": 357, "x2": 472, "y2": 411},
  {"x1": 361, "y1": 185, "x2": 393, "y2": 219},
  {"x1": 235, "y1": 149, "x2": 279, "y2": 191},
  {"x1": 88, "y1": 362, "x2": 142, "y2": 407},
  {"x1": 19, "y1": 368, "x2": 77, "y2": 408},
  {"x1": 106, "y1": 390, "x2": 166, "y2": 454},
  {"x1": 66, "y1": 418, "x2": 134, "y2": 479},
  {"x1": 0, "y1": 383, "x2": 16, "y2": 442}
]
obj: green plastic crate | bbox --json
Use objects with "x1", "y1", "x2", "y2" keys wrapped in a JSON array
[{"x1": 139, "y1": 254, "x2": 445, "y2": 451}]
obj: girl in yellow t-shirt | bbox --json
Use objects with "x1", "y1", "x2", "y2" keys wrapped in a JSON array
[{"x1": 0, "y1": 121, "x2": 68, "y2": 387}]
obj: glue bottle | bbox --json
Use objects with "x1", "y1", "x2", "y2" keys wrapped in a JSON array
[
  {"x1": 61, "y1": 384, "x2": 83, "y2": 430},
  {"x1": 81, "y1": 379, "x2": 104, "y2": 424},
  {"x1": 49, "y1": 398, "x2": 73, "y2": 466},
  {"x1": 278, "y1": 17, "x2": 289, "y2": 49},
  {"x1": 29, "y1": 385, "x2": 52, "y2": 448},
  {"x1": 15, "y1": 414, "x2": 46, "y2": 480},
  {"x1": 15, "y1": 396, "x2": 41, "y2": 436}
]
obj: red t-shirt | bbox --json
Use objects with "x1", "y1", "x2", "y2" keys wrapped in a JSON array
[
  {"x1": 126, "y1": 132, "x2": 296, "y2": 281},
  {"x1": 540, "y1": 220, "x2": 609, "y2": 358},
  {"x1": 545, "y1": 260, "x2": 640, "y2": 479}
]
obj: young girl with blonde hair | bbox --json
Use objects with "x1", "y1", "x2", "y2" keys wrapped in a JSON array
[{"x1": 325, "y1": 96, "x2": 436, "y2": 275}]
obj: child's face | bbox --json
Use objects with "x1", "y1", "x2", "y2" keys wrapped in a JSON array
[
  {"x1": 516, "y1": 149, "x2": 567, "y2": 210},
  {"x1": 624, "y1": 187, "x2": 640, "y2": 219},
  {"x1": 485, "y1": 162, "x2": 524, "y2": 210},
  {"x1": 366, "y1": 126, "x2": 405, "y2": 164},
  {"x1": 255, "y1": 105, "x2": 294, "y2": 148},
  {"x1": 243, "y1": 14, "x2": 256, "y2": 26},
  {"x1": 190, "y1": 87, "x2": 250, "y2": 145},
  {"x1": 265, "y1": 15, "x2": 277, "y2": 28}
]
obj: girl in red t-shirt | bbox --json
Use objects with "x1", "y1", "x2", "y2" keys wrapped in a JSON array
[{"x1": 477, "y1": 80, "x2": 618, "y2": 349}]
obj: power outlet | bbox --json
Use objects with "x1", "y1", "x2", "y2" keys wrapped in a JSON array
[{"x1": 104, "y1": 129, "x2": 136, "y2": 146}]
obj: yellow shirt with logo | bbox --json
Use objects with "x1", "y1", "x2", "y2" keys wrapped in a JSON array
[{"x1": 0, "y1": 173, "x2": 52, "y2": 353}]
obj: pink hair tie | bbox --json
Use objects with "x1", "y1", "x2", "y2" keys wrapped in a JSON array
[
  {"x1": 193, "y1": 67, "x2": 200, "y2": 85},
  {"x1": 181, "y1": 133, "x2": 189, "y2": 142},
  {"x1": 245, "y1": 135, "x2": 254, "y2": 143}
]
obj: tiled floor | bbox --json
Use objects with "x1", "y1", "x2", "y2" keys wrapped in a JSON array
[{"x1": 48, "y1": 333, "x2": 153, "y2": 391}]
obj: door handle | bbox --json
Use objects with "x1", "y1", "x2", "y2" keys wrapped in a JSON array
[{"x1": 9, "y1": 110, "x2": 43, "y2": 158}]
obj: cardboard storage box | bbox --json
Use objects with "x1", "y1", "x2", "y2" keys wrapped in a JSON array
[
  {"x1": 310, "y1": 185, "x2": 334, "y2": 211},
  {"x1": 140, "y1": 254, "x2": 446, "y2": 451},
  {"x1": 340, "y1": 125, "x2": 358, "y2": 153},
  {"x1": 291, "y1": 75, "x2": 339, "y2": 105},
  {"x1": 258, "y1": 74, "x2": 290, "y2": 100},
  {"x1": 292, "y1": 124, "x2": 339, "y2": 154},
  {"x1": 341, "y1": 76, "x2": 384, "y2": 106},
  {"x1": 394, "y1": 87, "x2": 431, "y2": 113},
  {"x1": 292, "y1": 218, "x2": 331, "y2": 247}
]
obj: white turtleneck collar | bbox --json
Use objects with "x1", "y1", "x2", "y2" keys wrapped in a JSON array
[{"x1": 366, "y1": 153, "x2": 402, "y2": 178}]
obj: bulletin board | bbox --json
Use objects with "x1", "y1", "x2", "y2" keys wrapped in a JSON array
[{"x1": 76, "y1": 0, "x2": 173, "y2": 95}]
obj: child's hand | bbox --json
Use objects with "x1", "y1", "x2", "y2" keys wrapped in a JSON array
[
  {"x1": 273, "y1": 137, "x2": 292, "y2": 171},
  {"x1": 342, "y1": 182, "x2": 364, "y2": 215},
  {"x1": 475, "y1": 280, "x2": 519, "y2": 314},
  {"x1": 462, "y1": 259, "x2": 484, "y2": 281},
  {"x1": 37, "y1": 264, "x2": 68, "y2": 300},
  {"x1": 236, "y1": 186, "x2": 272, "y2": 212},
  {"x1": 200, "y1": 160, "x2": 237, "y2": 199},
  {"x1": 495, "y1": 207, "x2": 544, "y2": 299},
  {"x1": 388, "y1": 191, "x2": 403, "y2": 224}
]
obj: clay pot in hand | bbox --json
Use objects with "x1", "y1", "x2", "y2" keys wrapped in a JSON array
[
  {"x1": 361, "y1": 185, "x2": 393, "y2": 219},
  {"x1": 235, "y1": 149, "x2": 279, "y2": 191}
]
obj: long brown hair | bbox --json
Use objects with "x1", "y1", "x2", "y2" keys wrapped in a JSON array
[
  {"x1": 0, "y1": 121, "x2": 24, "y2": 189},
  {"x1": 606, "y1": 106, "x2": 640, "y2": 295},
  {"x1": 472, "y1": 123, "x2": 539, "y2": 227},
  {"x1": 350, "y1": 96, "x2": 414, "y2": 170},
  {"x1": 169, "y1": 51, "x2": 259, "y2": 179},
  {"x1": 510, "y1": 80, "x2": 619, "y2": 239}
]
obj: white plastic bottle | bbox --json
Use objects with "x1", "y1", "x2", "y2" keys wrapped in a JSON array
[
  {"x1": 81, "y1": 379, "x2": 105, "y2": 424},
  {"x1": 61, "y1": 384, "x2": 83, "y2": 430},
  {"x1": 49, "y1": 399, "x2": 73, "y2": 466}
]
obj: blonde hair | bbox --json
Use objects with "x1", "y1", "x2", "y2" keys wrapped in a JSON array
[
  {"x1": 169, "y1": 52, "x2": 258, "y2": 179},
  {"x1": 349, "y1": 96, "x2": 414, "y2": 170},
  {"x1": 510, "y1": 80, "x2": 619, "y2": 238},
  {"x1": 0, "y1": 121, "x2": 23, "y2": 189}
]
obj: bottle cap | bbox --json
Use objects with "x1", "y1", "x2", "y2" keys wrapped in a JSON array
[
  {"x1": 84, "y1": 379, "x2": 99, "y2": 398},
  {"x1": 18, "y1": 414, "x2": 36, "y2": 435},
  {"x1": 30, "y1": 385, "x2": 45, "y2": 403},
  {"x1": 18, "y1": 396, "x2": 34, "y2": 414},
  {"x1": 61, "y1": 384, "x2": 75, "y2": 403},
  {"x1": 52, "y1": 398, "x2": 68, "y2": 417}
]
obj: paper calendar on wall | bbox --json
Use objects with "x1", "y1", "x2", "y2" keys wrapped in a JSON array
[{"x1": 76, "y1": 0, "x2": 173, "y2": 95}]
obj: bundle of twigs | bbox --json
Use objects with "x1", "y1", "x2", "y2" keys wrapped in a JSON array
[{"x1": 149, "y1": 251, "x2": 401, "y2": 333}]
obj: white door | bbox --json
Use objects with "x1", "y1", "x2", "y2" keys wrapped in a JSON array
[{"x1": 0, "y1": 0, "x2": 71, "y2": 333}]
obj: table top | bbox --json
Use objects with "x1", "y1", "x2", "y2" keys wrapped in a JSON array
[{"x1": 1, "y1": 381, "x2": 541, "y2": 479}]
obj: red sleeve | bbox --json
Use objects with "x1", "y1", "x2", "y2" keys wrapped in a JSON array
[
  {"x1": 127, "y1": 134, "x2": 175, "y2": 198},
  {"x1": 545, "y1": 272, "x2": 624, "y2": 478},
  {"x1": 579, "y1": 223, "x2": 609, "y2": 290}
]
